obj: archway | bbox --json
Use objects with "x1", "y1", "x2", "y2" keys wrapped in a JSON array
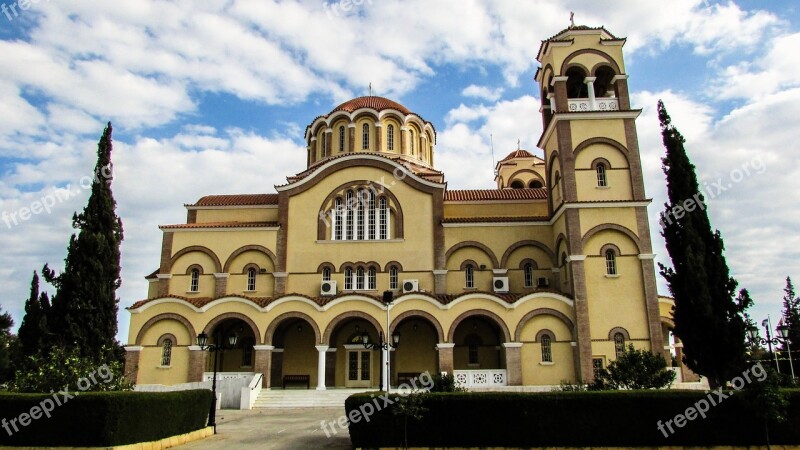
[
  {"x1": 328, "y1": 317, "x2": 382, "y2": 388},
  {"x1": 390, "y1": 315, "x2": 439, "y2": 386},
  {"x1": 270, "y1": 316, "x2": 319, "y2": 389}
]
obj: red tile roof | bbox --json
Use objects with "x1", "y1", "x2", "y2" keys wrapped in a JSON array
[
  {"x1": 445, "y1": 188, "x2": 548, "y2": 201},
  {"x1": 500, "y1": 149, "x2": 535, "y2": 162},
  {"x1": 160, "y1": 221, "x2": 279, "y2": 230},
  {"x1": 442, "y1": 216, "x2": 548, "y2": 224},
  {"x1": 283, "y1": 152, "x2": 444, "y2": 185},
  {"x1": 191, "y1": 194, "x2": 278, "y2": 207},
  {"x1": 332, "y1": 96, "x2": 411, "y2": 115}
]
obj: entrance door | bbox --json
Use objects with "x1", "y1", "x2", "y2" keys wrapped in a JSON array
[{"x1": 346, "y1": 350, "x2": 372, "y2": 387}]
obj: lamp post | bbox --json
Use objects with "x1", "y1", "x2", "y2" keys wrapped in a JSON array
[
  {"x1": 197, "y1": 331, "x2": 238, "y2": 433},
  {"x1": 747, "y1": 318, "x2": 795, "y2": 378},
  {"x1": 361, "y1": 330, "x2": 400, "y2": 392}
]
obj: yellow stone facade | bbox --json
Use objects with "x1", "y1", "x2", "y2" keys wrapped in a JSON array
[{"x1": 124, "y1": 26, "x2": 676, "y2": 389}]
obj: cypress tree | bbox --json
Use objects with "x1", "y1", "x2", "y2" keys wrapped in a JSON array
[
  {"x1": 43, "y1": 123, "x2": 123, "y2": 359},
  {"x1": 657, "y1": 101, "x2": 750, "y2": 388},
  {"x1": 17, "y1": 271, "x2": 50, "y2": 356},
  {"x1": 781, "y1": 277, "x2": 800, "y2": 357}
]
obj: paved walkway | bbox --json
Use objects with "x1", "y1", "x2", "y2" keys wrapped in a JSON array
[{"x1": 180, "y1": 408, "x2": 352, "y2": 449}]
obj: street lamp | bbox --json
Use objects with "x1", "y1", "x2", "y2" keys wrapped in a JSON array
[
  {"x1": 197, "y1": 331, "x2": 238, "y2": 433},
  {"x1": 361, "y1": 330, "x2": 401, "y2": 391},
  {"x1": 747, "y1": 319, "x2": 795, "y2": 379}
]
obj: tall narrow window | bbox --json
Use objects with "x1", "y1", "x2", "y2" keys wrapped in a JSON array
[
  {"x1": 409, "y1": 130, "x2": 415, "y2": 155},
  {"x1": 338, "y1": 126, "x2": 345, "y2": 152},
  {"x1": 356, "y1": 190, "x2": 365, "y2": 240},
  {"x1": 605, "y1": 250, "x2": 617, "y2": 275},
  {"x1": 379, "y1": 197, "x2": 388, "y2": 239},
  {"x1": 356, "y1": 267, "x2": 365, "y2": 290},
  {"x1": 368, "y1": 267, "x2": 376, "y2": 290},
  {"x1": 322, "y1": 267, "x2": 331, "y2": 281},
  {"x1": 387, "y1": 124, "x2": 394, "y2": 150},
  {"x1": 190, "y1": 269, "x2": 199, "y2": 292},
  {"x1": 362, "y1": 123, "x2": 369, "y2": 149},
  {"x1": 540, "y1": 335, "x2": 552, "y2": 362},
  {"x1": 345, "y1": 191, "x2": 354, "y2": 240},
  {"x1": 524, "y1": 263, "x2": 534, "y2": 287},
  {"x1": 247, "y1": 268, "x2": 256, "y2": 291},
  {"x1": 334, "y1": 198, "x2": 343, "y2": 240},
  {"x1": 465, "y1": 264, "x2": 474, "y2": 288},
  {"x1": 389, "y1": 266, "x2": 398, "y2": 290},
  {"x1": 367, "y1": 190, "x2": 376, "y2": 240},
  {"x1": 614, "y1": 332, "x2": 625, "y2": 358},
  {"x1": 161, "y1": 339, "x2": 172, "y2": 366},
  {"x1": 344, "y1": 267, "x2": 353, "y2": 290},
  {"x1": 596, "y1": 163, "x2": 607, "y2": 187}
]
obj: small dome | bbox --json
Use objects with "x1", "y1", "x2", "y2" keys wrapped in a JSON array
[
  {"x1": 331, "y1": 96, "x2": 411, "y2": 115},
  {"x1": 500, "y1": 149, "x2": 535, "y2": 162}
]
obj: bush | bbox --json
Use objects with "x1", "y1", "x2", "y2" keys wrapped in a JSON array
[
  {"x1": 428, "y1": 373, "x2": 465, "y2": 392},
  {"x1": 11, "y1": 345, "x2": 133, "y2": 393},
  {"x1": 0, "y1": 389, "x2": 211, "y2": 446},
  {"x1": 346, "y1": 390, "x2": 800, "y2": 448},
  {"x1": 591, "y1": 344, "x2": 675, "y2": 390}
]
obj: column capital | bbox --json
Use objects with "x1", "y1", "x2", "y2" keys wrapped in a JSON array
[
  {"x1": 315, "y1": 345, "x2": 330, "y2": 352},
  {"x1": 253, "y1": 345, "x2": 275, "y2": 351},
  {"x1": 156, "y1": 274, "x2": 172, "y2": 279},
  {"x1": 436, "y1": 343, "x2": 455, "y2": 349},
  {"x1": 502, "y1": 342, "x2": 523, "y2": 348},
  {"x1": 213, "y1": 272, "x2": 229, "y2": 278},
  {"x1": 188, "y1": 345, "x2": 205, "y2": 351},
  {"x1": 124, "y1": 346, "x2": 144, "y2": 352},
  {"x1": 583, "y1": 76, "x2": 597, "y2": 83}
]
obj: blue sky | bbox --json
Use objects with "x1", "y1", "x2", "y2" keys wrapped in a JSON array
[{"x1": 0, "y1": 0, "x2": 798, "y2": 344}]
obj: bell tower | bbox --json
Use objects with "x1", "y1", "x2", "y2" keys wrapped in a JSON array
[{"x1": 535, "y1": 25, "x2": 665, "y2": 382}]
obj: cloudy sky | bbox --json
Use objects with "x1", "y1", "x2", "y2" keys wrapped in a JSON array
[{"x1": 0, "y1": 0, "x2": 798, "y2": 343}]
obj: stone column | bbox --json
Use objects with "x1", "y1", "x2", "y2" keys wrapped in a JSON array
[
  {"x1": 213, "y1": 273, "x2": 229, "y2": 298},
  {"x1": 584, "y1": 76, "x2": 597, "y2": 110},
  {"x1": 433, "y1": 270, "x2": 447, "y2": 295},
  {"x1": 156, "y1": 274, "x2": 172, "y2": 297},
  {"x1": 273, "y1": 272, "x2": 288, "y2": 296},
  {"x1": 124, "y1": 346, "x2": 142, "y2": 384},
  {"x1": 612, "y1": 75, "x2": 631, "y2": 109},
  {"x1": 374, "y1": 122, "x2": 382, "y2": 152},
  {"x1": 552, "y1": 75, "x2": 569, "y2": 112},
  {"x1": 253, "y1": 345, "x2": 273, "y2": 388},
  {"x1": 316, "y1": 345, "x2": 329, "y2": 390},
  {"x1": 436, "y1": 343, "x2": 455, "y2": 374},
  {"x1": 502, "y1": 343, "x2": 523, "y2": 386},
  {"x1": 188, "y1": 345, "x2": 208, "y2": 382},
  {"x1": 348, "y1": 124, "x2": 355, "y2": 152},
  {"x1": 324, "y1": 128, "x2": 332, "y2": 157}
]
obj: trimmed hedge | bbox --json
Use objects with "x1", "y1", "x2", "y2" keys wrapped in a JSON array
[
  {"x1": 346, "y1": 390, "x2": 800, "y2": 448},
  {"x1": 0, "y1": 389, "x2": 211, "y2": 447}
]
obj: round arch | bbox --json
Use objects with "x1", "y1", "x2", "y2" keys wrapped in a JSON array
[
  {"x1": 447, "y1": 309, "x2": 512, "y2": 343},
  {"x1": 323, "y1": 311, "x2": 384, "y2": 344},
  {"x1": 390, "y1": 310, "x2": 445, "y2": 342},
  {"x1": 318, "y1": 179, "x2": 405, "y2": 240},
  {"x1": 223, "y1": 245, "x2": 277, "y2": 273},
  {"x1": 445, "y1": 241, "x2": 500, "y2": 269},
  {"x1": 608, "y1": 326, "x2": 631, "y2": 341},
  {"x1": 560, "y1": 49, "x2": 621, "y2": 76},
  {"x1": 573, "y1": 137, "x2": 630, "y2": 162},
  {"x1": 514, "y1": 308, "x2": 576, "y2": 341},
  {"x1": 264, "y1": 311, "x2": 322, "y2": 345},
  {"x1": 500, "y1": 240, "x2": 557, "y2": 268},
  {"x1": 169, "y1": 246, "x2": 222, "y2": 273},
  {"x1": 581, "y1": 224, "x2": 642, "y2": 253},
  {"x1": 201, "y1": 312, "x2": 262, "y2": 345},
  {"x1": 135, "y1": 313, "x2": 197, "y2": 346}
]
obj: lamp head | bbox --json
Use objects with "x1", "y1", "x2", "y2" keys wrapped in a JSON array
[
  {"x1": 228, "y1": 334, "x2": 238, "y2": 347},
  {"x1": 392, "y1": 332, "x2": 401, "y2": 346},
  {"x1": 746, "y1": 326, "x2": 759, "y2": 342},
  {"x1": 778, "y1": 323, "x2": 790, "y2": 339},
  {"x1": 197, "y1": 332, "x2": 209, "y2": 347}
]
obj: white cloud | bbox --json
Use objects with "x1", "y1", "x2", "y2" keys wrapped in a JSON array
[{"x1": 462, "y1": 85, "x2": 504, "y2": 101}]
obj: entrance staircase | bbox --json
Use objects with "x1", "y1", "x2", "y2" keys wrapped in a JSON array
[{"x1": 253, "y1": 388, "x2": 371, "y2": 409}]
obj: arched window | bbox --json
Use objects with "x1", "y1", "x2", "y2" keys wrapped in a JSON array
[
  {"x1": 561, "y1": 254, "x2": 569, "y2": 284},
  {"x1": 510, "y1": 180, "x2": 525, "y2": 189},
  {"x1": 344, "y1": 267, "x2": 353, "y2": 290},
  {"x1": 356, "y1": 267, "x2": 365, "y2": 290},
  {"x1": 524, "y1": 263, "x2": 535, "y2": 287},
  {"x1": 322, "y1": 267, "x2": 331, "y2": 281},
  {"x1": 338, "y1": 126, "x2": 345, "y2": 152},
  {"x1": 529, "y1": 180, "x2": 543, "y2": 188},
  {"x1": 190, "y1": 269, "x2": 200, "y2": 292},
  {"x1": 596, "y1": 163, "x2": 608, "y2": 187},
  {"x1": 409, "y1": 130, "x2": 415, "y2": 155},
  {"x1": 367, "y1": 190, "x2": 376, "y2": 240},
  {"x1": 540, "y1": 335, "x2": 552, "y2": 363},
  {"x1": 368, "y1": 267, "x2": 376, "y2": 290},
  {"x1": 161, "y1": 339, "x2": 172, "y2": 366},
  {"x1": 379, "y1": 197, "x2": 388, "y2": 239},
  {"x1": 362, "y1": 123, "x2": 369, "y2": 149},
  {"x1": 565, "y1": 67, "x2": 588, "y2": 99},
  {"x1": 247, "y1": 267, "x2": 257, "y2": 291},
  {"x1": 334, "y1": 197, "x2": 343, "y2": 240},
  {"x1": 465, "y1": 264, "x2": 474, "y2": 288},
  {"x1": 605, "y1": 249, "x2": 617, "y2": 275},
  {"x1": 614, "y1": 332, "x2": 625, "y2": 358},
  {"x1": 326, "y1": 186, "x2": 396, "y2": 241},
  {"x1": 345, "y1": 190, "x2": 354, "y2": 240},
  {"x1": 356, "y1": 189, "x2": 365, "y2": 240},
  {"x1": 387, "y1": 124, "x2": 394, "y2": 150},
  {"x1": 389, "y1": 265, "x2": 398, "y2": 290}
]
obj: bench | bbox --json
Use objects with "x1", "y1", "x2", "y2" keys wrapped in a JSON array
[
  {"x1": 282, "y1": 374, "x2": 310, "y2": 389},
  {"x1": 397, "y1": 372, "x2": 423, "y2": 387}
]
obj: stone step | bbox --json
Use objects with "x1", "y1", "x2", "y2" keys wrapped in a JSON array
[{"x1": 253, "y1": 388, "x2": 371, "y2": 409}]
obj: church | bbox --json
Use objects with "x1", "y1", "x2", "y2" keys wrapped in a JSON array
[{"x1": 124, "y1": 25, "x2": 684, "y2": 391}]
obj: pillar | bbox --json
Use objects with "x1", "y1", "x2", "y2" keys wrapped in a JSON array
[
  {"x1": 433, "y1": 270, "x2": 447, "y2": 295},
  {"x1": 188, "y1": 346, "x2": 208, "y2": 382},
  {"x1": 253, "y1": 345, "x2": 273, "y2": 388},
  {"x1": 213, "y1": 273, "x2": 228, "y2": 297},
  {"x1": 436, "y1": 343, "x2": 455, "y2": 374},
  {"x1": 156, "y1": 274, "x2": 171, "y2": 297},
  {"x1": 316, "y1": 345, "x2": 329, "y2": 390},
  {"x1": 124, "y1": 346, "x2": 142, "y2": 384},
  {"x1": 503, "y1": 343, "x2": 523, "y2": 386},
  {"x1": 584, "y1": 76, "x2": 597, "y2": 110}
]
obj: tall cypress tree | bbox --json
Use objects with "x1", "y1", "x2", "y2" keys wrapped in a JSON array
[
  {"x1": 43, "y1": 123, "x2": 123, "y2": 359},
  {"x1": 657, "y1": 101, "x2": 749, "y2": 388},
  {"x1": 17, "y1": 271, "x2": 50, "y2": 357},
  {"x1": 781, "y1": 277, "x2": 800, "y2": 356}
]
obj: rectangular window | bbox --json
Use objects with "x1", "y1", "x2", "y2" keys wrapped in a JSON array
[
  {"x1": 190, "y1": 270, "x2": 199, "y2": 292},
  {"x1": 465, "y1": 265, "x2": 474, "y2": 288},
  {"x1": 368, "y1": 268, "x2": 376, "y2": 290},
  {"x1": 356, "y1": 267, "x2": 365, "y2": 290},
  {"x1": 379, "y1": 198, "x2": 388, "y2": 239},
  {"x1": 161, "y1": 340, "x2": 172, "y2": 366},
  {"x1": 345, "y1": 268, "x2": 353, "y2": 290},
  {"x1": 541, "y1": 335, "x2": 552, "y2": 363},
  {"x1": 524, "y1": 264, "x2": 534, "y2": 287},
  {"x1": 247, "y1": 269, "x2": 256, "y2": 291},
  {"x1": 389, "y1": 267, "x2": 398, "y2": 290}
]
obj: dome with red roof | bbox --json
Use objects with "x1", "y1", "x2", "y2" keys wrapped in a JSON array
[{"x1": 331, "y1": 96, "x2": 411, "y2": 115}]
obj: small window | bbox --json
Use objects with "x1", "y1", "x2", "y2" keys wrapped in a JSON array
[
  {"x1": 247, "y1": 268, "x2": 256, "y2": 291},
  {"x1": 362, "y1": 123, "x2": 369, "y2": 149},
  {"x1": 524, "y1": 263, "x2": 534, "y2": 287},
  {"x1": 190, "y1": 269, "x2": 199, "y2": 292},
  {"x1": 465, "y1": 264, "x2": 474, "y2": 288},
  {"x1": 338, "y1": 126, "x2": 345, "y2": 152},
  {"x1": 356, "y1": 267, "x2": 365, "y2": 290},
  {"x1": 605, "y1": 250, "x2": 617, "y2": 275},
  {"x1": 409, "y1": 130, "x2": 415, "y2": 155},
  {"x1": 368, "y1": 267, "x2": 376, "y2": 290},
  {"x1": 322, "y1": 267, "x2": 331, "y2": 281},
  {"x1": 344, "y1": 267, "x2": 353, "y2": 290},
  {"x1": 540, "y1": 335, "x2": 552, "y2": 363},
  {"x1": 596, "y1": 163, "x2": 608, "y2": 187},
  {"x1": 389, "y1": 266, "x2": 398, "y2": 290},
  {"x1": 529, "y1": 180, "x2": 543, "y2": 188},
  {"x1": 510, "y1": 180, "x2": 525, "y2": 189},
  {"x1": 379, "y1": 197, "x2": 388, "y2": 239},
  {"x1": 387, "y1": 124, "x2": 394, "y2": 150},
  {"x1": 334, "y1": 197, "x2": 343, "y2": 240},
  {"x1": 345, "y1": 190, "x2": 354, "y2": 240},
  {"x1": 614, "y1": 332, "x2": 625, "y2": 358},
  {"x1": 161, "y1": 339, "x2": 172, "y2": 366}
]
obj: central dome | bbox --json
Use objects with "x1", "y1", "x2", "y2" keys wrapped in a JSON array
[{"x1": 331, "y1": 96, "x2": 411, "y2": 115}]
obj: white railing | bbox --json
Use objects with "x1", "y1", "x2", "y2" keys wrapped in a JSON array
[
  {"x1": 567, "y1": 98, "x2": 619, "y2": 112},
  {"x1": 453, "y1": 369, "x2": 507, "y2": 388},
  {"x1": 203, "y1": 372, "x2": 253, "y2": 381},
  {"x1": 240, "y1": 373, "x2": 264, "y2": 410}
]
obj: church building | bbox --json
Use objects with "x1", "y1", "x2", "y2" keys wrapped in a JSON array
[{"x1": 124, "y1": 25, "x2": 681, "y2": 390}]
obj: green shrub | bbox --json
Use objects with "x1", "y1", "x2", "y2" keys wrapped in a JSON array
[
  {"x1": 0, "y1": 389, "x2": 211, "y2": 446},
  {"x1": 591, "y1": 344, "x2": 676, "y2": 390},
  {"x1": 11, "y1": 345, "x2": 133, "y2": 393},
  {"x1": 428, "y1": 373, "x2": 465, "y2": 392}
]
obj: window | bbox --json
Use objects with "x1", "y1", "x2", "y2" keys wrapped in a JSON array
[
  {"x1": 356, "y1": 267, "x2": 365, "y2": 290},
  {"x1": 161, "y1": 339, "x2": 172, "y2": 366},
  {"x1": 241, "y1": 338, "x2": 253, "y2": 367},
  {"x1": 540, "y1": 335, "x2": 552, "y2": 363},
  {"x1": 466, "y1": 336, "x2": 480, "y2": 365},
  {"x1": 345, "y1": 190, "x2": 354, "y2": 240},
  {"x1": 614, "y1": 332, "x2": 625, "y2": 358},
  {"x1": 322, "y1": 267, "x2": 331, "y2": 281},
  {"x1": 605, "y1": 250, "x2": 617, "y2": 275},
  {"x1": 344, "y1": 267, "x2": 353, "y2": 290},
  {"x1": 190, "y1": 269, "x2": 199, "y2": 292},
  {"x1": 338, "y1": 126, "x2": 345, "y2": 152},
  {"x1": 592, "y1": 358, "x2": 604, "y2": 378},
  {"x1": 389, "y1": 266, "x2": 398, "y2": 290},
  {"x1": 524, "y1": 263, "x2": 534, "y2": 287},
  {"x1": 465, "y1": 264, "x2": 474, "y2": 288},
  {"x1": 362, "y1": 123, "x2": 369, "y2": 149},
  {"x1": 379, "y1": 197, "x2": 388, "y2": 239},
  {"x1": 356, "y1": 190, "x2": 365, "y2": 240},
  {"x1": 334, "y1": 198, "x2": 343, "y2": 240},
  {"x1": 367, "y1": 190, "x2": 376, "y2": 240},
  {"x1": 409, "y1": 130, "x2": 415, "y2": 155},
  {"x1": 368, "y1": 267, "x2": 376, "y2": 290},
  {"x1": 596, "y1": 163, "x2": 607, "y2": 187},
  {"x1": 387, "y1": 124, "x2": 394, "y2": 150},
  {"x1": 247, "y1": 268, "x2": 256, "y2": 291},
  {"x1": 326, "y1": 186, "x2": 396, "y2": 241}
]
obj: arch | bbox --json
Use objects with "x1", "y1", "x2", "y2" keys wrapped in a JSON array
[
  {"x1": 447, "y1": 309, "x2": 512, "y2": 343},
  {"x1": 608, "y1": 326, "x2": 631, "y2": 341},
  {"x1": 317, "y1": 262, "x2": 335, "y2": 274},
  {"x1": 510, "y1": 180, "x2": 525, "y2": 189},
  {"x1": 383, "y1": 260, "x2": 404, "y2": 272},
  {"x1": 169, "y1": 246, "x2": 222, "y2": 273},
  {"x1": 599, "y1": 243, "x2": 622, "y2": 257},
  {"x1": 323, "y1": 311, "x2": 384, "y2": 344},
  {"x1": 318, "y1": 179, "x2": 405, "y2": 240},
  {"x1": 529, "y1": 180, "x2": 544, "y2": 189},
  {"x1": 135, "y1": 313, "x2": 197, "y2": 346},
  {"x1": 535, "y1": 329, "x2": 555, "y2": 343},
  {"x1": 185, "y1": 264, "x2": 203, "y2": 275},
  {"x1": 264, "y1": 311, "x2": 322, "y2": 345},
  {"x1": 582, "y1": 224, "x2": 642, "y2": 253},
  {"x1": 560, "y1": 49, "x2": 622, "y2": 76},
  {"x1": 519, "y1": 258, "x2": 538, "y2": 270},
  {"x1": 202, "y1": 312, "x2": 262, "y2": 345},
  {"x1": 223, "y1": 245, "x2": 277, "y2": 273},
  {"x1": 501, "y1": 240, "x2": 557, "y2": 268},
  {"x1": 573, "y1": 137, "x2": 630, "y2": 167},
  {"x1": 445, "y1": 241, "x2": 500, "y2": 269},
  {"x1": 157, "y1": 333, "x2": 178, "y2": 346},
  {"x1": 590, "y1": 157, "x2": 613, "y2": 170},
  {"x1": 514, "y1": 308, "x2": 576, "y2": 341},
  {"x1": 242, "y1": 263, "x2": 261, "y2": 274},
  {"x1": 554, "y1": 233, "x2": 568, "y2": 256},
  {"x1": 390, "y1": 310, "x2": 445, "y2": 342},
  {"x1": 459, "y1": 259, "x2": 478, "y2": 271},
  {"x1": 564, "y1": 65, "x2": 589, "y2": 99}
]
